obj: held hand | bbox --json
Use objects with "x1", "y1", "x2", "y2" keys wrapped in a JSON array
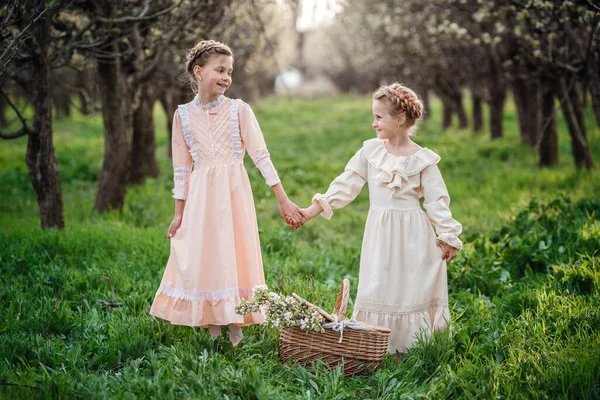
[
  {"x1": 300, "y1": 203, "x2": 322, "y2": 223},
  {"x1": 279, "y1": 199, "x2": 306, "y2": 228},
  {"x1": 439, "y1": 242, "x2": 458, "y2": 263},
  {"x1": 167, "y1": 214, "x2": 183, "y2": 239}
]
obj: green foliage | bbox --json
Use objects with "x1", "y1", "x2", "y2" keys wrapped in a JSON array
[{"x1": 0, "y1": 95, "x2": 599, "y2": 398}]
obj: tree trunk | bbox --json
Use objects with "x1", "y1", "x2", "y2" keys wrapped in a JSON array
[
  {"x1": 512, "y1": 76, "x2": 540, "y2": 145},
  {"x1": 527, "y1": 78, "x2": 541, "y2": 145},
  {"x1": 160, "y1": 87, "x2": 188, "y2": 159},
  {"x1": 587, "y1": 65, "x2": 600, "y2": 128},
  {"x1": 472, "y1": 92, "x2": 483, "y2": 133},
  {"x1": 442, "y1": 99, "x2": 452, "y2": 130},
  {"x1": 489, "y1": 89, "x2": 506, "y2": 139},
  {"x1": 77, "y1": 66, "x2": 96, "y2": 115},
  {"x1": 512, "y1": 77, "x2": 530, "y2": 144},
  {"x1": 129, "y1": 85, "x2": 159, "y2": 184},
  {"x1": 488, "y1": 56, "x2": 506, "y2": 139},
  {"x1": 0, "y1": 90, "x2": 7, "y2": 127},
  {"x1": 539, "y1": 81, "x2": 558, "y2": 167},
  {"x1": 560, "y1": 78, "x2": 594, "y2": 170},
  {"x1": 53, "y1": 92, "x2": 71, "y2": 118},
  {"x1": 453, "y1": 93, "x2": 468, "y2": 129},
  {"x1": 438, "y1": 85, "x2": 466, "y2": 129},
  {"x1": 580, "y1": 82, "x2": 588, "y2": 107},
  {"x1": 94, "y1": 41, "x2": 134, "y2": 212},
  {"x1": 159, "y1": 91, "x2": 175, "y2": 159},
  {"x1": 422, "y1": 88, "x2": 431, "y2": 120},
  {"x1": 26, "y1": 18, "x2": 64, "y2": 229}
]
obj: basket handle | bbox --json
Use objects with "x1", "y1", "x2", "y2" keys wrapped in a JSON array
[
  {"x1": 332, "y1": 279, "x2": 350, "y2": 321},
  {"x1": 291, "y1": 293, "x2": 336, "y2": 322}
]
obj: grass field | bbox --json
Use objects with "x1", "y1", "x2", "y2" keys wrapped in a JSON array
[{"x1": 1, "y1": 95, "x2": 599, "y2": 399}]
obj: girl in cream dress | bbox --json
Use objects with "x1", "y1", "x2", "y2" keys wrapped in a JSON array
[
  {"x1": 149, "y1": 40, "x2": 305, "y2": 346},
  {"x1": 303, "y1": 83, "x2": 462, "y2": 354}
]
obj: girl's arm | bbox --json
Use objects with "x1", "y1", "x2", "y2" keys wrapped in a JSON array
[
  {"x1": 168, "y1": 200, "x2": 185, "y2": 238},
  {"x1": 304, "y1": 147, "x2": 368, "y2": 222},
  {"x1": 169, "y1": 109, "x2": 193, "y2": 238},
  {"x1": 238, "y1": 101, "x2": 304, "y2": 227},
  {"x1": 421, "y1": 164, "x2": 462, "y2": 260},
  {"x1": 272, "y1": 183, "x2": 305, "y2": 227}
]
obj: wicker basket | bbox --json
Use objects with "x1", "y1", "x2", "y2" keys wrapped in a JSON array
[{"x1": 278, "y1": 279, "x2": 391, "y2": 376}]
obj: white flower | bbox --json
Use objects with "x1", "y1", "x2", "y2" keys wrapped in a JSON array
[
  {"x1": 268, "y1": 292, "x2": 281, "y2": 302},
  {"x1": 236, "y1": 285, "x2": 325, "y2": 332}
]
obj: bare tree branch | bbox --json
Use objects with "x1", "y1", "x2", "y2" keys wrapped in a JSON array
[
  {"x1": 585, "y1": 0, "x2": 600, "y2": 12},
  {"x1": 138, "y1": 0, "x2": 152, "y2": 18},
  {"x1": 95, "y1": 0, "x2": 184, "y2": 24},
  {"x1": 0, "y1": 1, "x2": 54, "y2": 74},
  {"x1": 129, "y1": 2, "x2": 207, "y2": 87},
  {"x1": 0, "y1": 127, "x2": 29, "y2": 140},
  {"x1": 0, "y1": 87, "x2": 31, "y2": 137}
]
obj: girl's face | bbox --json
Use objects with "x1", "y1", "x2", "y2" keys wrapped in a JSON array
[
  {"x1": 195, "y1": 54, "x2": 233, "y2": 101},
  {"x1": 372, "y1": 99, "x2": 405, "y2": 139}
]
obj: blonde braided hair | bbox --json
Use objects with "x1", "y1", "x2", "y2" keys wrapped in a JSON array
[
  {"x1": 185, "y1": 40, "x2": 233, "y2": 92},
  {"x1": 373, "y1": 82, "x2": 424, "y2": 133}
]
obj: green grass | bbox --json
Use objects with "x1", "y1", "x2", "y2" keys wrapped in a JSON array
[{"x1": 0, "y1": 95, "x2": 599, "y2": 399}]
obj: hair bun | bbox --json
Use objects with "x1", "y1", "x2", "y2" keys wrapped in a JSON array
[{"x1": 385, "y1": 83, "x2": 423, "y2": 121}]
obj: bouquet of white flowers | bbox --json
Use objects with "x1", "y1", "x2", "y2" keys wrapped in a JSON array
[{"x1": 235, "y1": 285, "x2": 325, "y2": 332}]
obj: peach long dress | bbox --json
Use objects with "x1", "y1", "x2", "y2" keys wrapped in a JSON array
[
  {"x1": 150, "y1": 95, "x2": 279, "y2": 327},
  {"x1": 313, "y1": 138, "x2": 463, "y2": 353}
]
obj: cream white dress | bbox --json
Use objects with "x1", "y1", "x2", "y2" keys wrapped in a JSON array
[{"x1": 313, "y1": 138, "x2": 462, "y2": 353}]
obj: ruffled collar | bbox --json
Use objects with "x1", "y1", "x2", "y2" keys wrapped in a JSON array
[
  {"x1": 363, "y1": 139, "x2": 440, "y2": 194},
  {"x1": 194, "y1": 95, "x2": 226, "y2": 111}
]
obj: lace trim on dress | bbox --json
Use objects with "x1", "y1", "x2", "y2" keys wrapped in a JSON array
[
  {"x1": 230, "y1": 99, "x2": 243, "y2": 164},
  {"x1": 194, "y1": 94, "x2": 225, "y2": 110},
  {"x1": 158, "y1": 285, "x2": 253, "y2": 302},
  {"x1": 436, "y1": 233, "x2": 463, "y2": 249},
  {"x1": 177, "y1": 104, "x2": 198, "y2": 164},
  {"x1": 312, "y1": 193, "x2": 333, "y2": 220},
  {"x1": 172, "y1": 165, "x2": 192, "y2": 200},
  {"x1": 354, "y1": 297, "x2": 448, "y2": 315}
]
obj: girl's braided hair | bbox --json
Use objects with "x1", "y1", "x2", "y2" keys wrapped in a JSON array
[
  {"x1": 185, "y1": 40, "x2": 233, "y2": 92},
  {"x1": 372, "y1": 82, "x2": 424, "y2": 129}
]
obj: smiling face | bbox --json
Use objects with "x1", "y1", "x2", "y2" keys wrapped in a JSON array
[
  {"x1": 372, "y1": 99, "x2": 405, "y2": 139},
  {"x1": 194, "y1": 54, "x2": 233, "y2": 102}
]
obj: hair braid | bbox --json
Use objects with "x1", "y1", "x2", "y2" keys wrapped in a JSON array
[
  {"x1": 184, "y1": 40, "x2": 233, "y2": 92},
  {"x1": 372, "y1": 82, "x2": 425, "y2": 132}
]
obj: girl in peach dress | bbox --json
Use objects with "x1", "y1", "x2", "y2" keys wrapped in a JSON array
[
  {"x1": 149, "y1": 40, "x2": 304, "y2": 345},
  {"x1": 302, "y1": 83, "x2": 462, "y2": 354}
]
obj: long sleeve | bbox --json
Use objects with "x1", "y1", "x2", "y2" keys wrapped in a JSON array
[
  {"x1": 420, "y1": 164, "x2": 463, "y2": 249},
  {"x1": 172, "y1": 109, "x2": 193, "y2": 200},
  {"x1": 312, "y1": 147, "x2": 368, "y2": 220},
  {"x1": 238, "y1": 102, "x2": 280, "y2": 187}
]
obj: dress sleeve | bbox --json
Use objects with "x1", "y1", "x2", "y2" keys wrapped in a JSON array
[
  {"x1": 420, "y1": 164, "x2": 463, "y2": 249},
  {"x1": 172, "y1": 109, "x2": 193, "y2": 200},
  {"x1": 312, "y1": 147, "x2": 368, "y2": 219},
  {"x1": 238, "y1": 101, "x2": 281, "y2": 187}
]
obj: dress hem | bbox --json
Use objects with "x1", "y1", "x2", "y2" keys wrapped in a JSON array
[
  {"x1": 353, "y1": 304, "x2": 450, "y2": 354},
  {"x1": 149, "y1": 291, "x2": 264, "y2": 327}
]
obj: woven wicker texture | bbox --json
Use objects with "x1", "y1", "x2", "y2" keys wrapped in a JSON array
[{"x1": 278, "y1": 279, "x2": 391, "y2": 376}]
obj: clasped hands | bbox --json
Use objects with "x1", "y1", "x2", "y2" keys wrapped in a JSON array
[{"x1": 279, "y1": 200, "x2": 322, "y2": 229}]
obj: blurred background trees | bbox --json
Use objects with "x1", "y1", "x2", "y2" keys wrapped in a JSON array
[
  {"x1": 306, "y1": 0, "x2": 599, "y2": 169},
  {"x1": 1, "y1": 0, "x2": 598, "y2": 229}
]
